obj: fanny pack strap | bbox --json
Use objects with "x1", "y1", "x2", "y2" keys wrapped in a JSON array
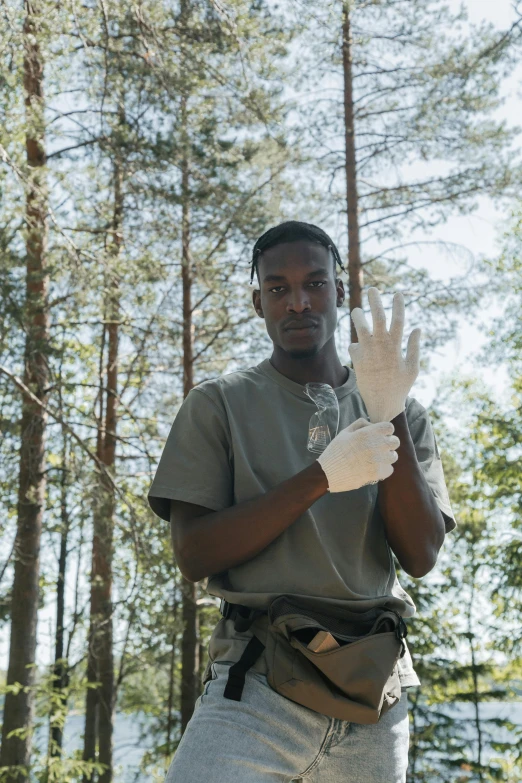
[
  {"x1": 220, "y1": 600, "x2": 267, "y2": 701},
  {"x1": 223, "y1": 635, "x2": 265, "y2": 701}
]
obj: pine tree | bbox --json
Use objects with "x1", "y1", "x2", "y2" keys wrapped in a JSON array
[
  {"x1": 0, "y1": 2, "x2": 51, "y2": 778},
  {"x1": 17, "y1": 0, "x2": 296, "y2": 775},
  {"x1": 288, "y1": 0, "x2": 522, "y2": 340}
]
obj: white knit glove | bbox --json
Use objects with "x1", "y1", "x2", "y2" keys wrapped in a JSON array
[
  {"x1": 348, "y1": 288, "x2": 421, "y2": 424},
  {"x1": 317, "y1": 417, "x2": 399, "y2": 493}
]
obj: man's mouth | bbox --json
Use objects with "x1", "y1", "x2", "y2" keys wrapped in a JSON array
[
  {"x1": 285, "y1": 325, "x2": 317, "y2": 335},
  {"x1": 285, "y1": 321, "x2": 318, "y2": 331}
]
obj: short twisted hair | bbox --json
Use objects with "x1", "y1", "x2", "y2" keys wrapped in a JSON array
[{"x1": 250, "y1": 220, "x2": 346, "y2": 285}]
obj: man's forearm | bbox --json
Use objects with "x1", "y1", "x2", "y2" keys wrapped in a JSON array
[
  {"x1": 378, "y1": 410, "x2": 446, "y2": 578},
  {"x1": 181, "y1": 461, "x2": 329, "y2": 582}
]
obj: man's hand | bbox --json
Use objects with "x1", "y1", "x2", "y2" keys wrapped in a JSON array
[
  {"x1": 348, "y1": 288, "x2": 421, "y2": 423},
  {"x1": 317, "y1": 417, "x2": 400, "y2": 493}
]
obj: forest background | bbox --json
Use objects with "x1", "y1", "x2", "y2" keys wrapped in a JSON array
[{"x1": 1, "y1": 0, "x2": 522, "y2": 781}]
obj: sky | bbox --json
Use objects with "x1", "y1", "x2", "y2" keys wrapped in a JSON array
[{"x1": 1, "y1": 0, "x2": 521, "y2": 672}]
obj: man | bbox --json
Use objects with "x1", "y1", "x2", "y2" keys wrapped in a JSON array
[{"x1": 148, "y1": 220, "x2": 456, "y2": 782}]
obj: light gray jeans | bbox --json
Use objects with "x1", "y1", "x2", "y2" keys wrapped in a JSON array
[{"x1": 165, "y1": 661, "x2": 410, "y2": 782}]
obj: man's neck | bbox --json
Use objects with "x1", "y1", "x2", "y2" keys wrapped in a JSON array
[{"x1": 269, "y1": 346, "x2": 349, "y2": 389}]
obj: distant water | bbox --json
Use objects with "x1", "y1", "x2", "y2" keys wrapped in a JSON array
[
  {"x1": 35, "y1": 712, "x2": 158, "y2": 782},
  {"x1": 36, "y1": 701, "x2": 522, "y2": 782}
]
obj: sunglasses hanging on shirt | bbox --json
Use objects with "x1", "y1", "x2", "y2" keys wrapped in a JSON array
[{"x1": 304, "y1": 383, "x2": 340, "y2": 454}]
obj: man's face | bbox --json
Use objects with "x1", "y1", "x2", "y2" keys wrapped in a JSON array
[{"x1": 252, "y1": 240, "x2": 345, "y2": 359}]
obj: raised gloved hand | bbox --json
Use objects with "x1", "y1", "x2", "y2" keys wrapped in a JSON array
[
  {"x1": 348, "y1": 288, "x2": 421, "y2": 424},
  {"x1": 317, "y1": 417, "x2": 399, "y2": 493}
]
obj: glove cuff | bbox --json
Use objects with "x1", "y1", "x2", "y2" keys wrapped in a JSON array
[
  {"x1": 317, "y1": 450, "x2": 357, "y2": 493},
  {"x1": 367, "y1": 395, "x2": 406, "y2": 424}
]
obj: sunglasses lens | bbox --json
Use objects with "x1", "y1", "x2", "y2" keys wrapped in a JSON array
[{"x1": 304, "y1": 383, "x2": 340, "y2": 454}]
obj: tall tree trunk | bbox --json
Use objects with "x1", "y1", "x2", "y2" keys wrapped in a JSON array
[
  {"x1": 49, "y1": 430, "x2": 70, "y2": 758},
  {"x1": 179, "y1": 73, "x2": 200, "y2": 733},
  {"x1": 166, "y1": 626, "x2": 177, "y2": 758},
  {"x1": 180, "y1": 576, "x2": 199, "y2": 734},
  {"x1": 406, "y1": 690, "x2": 419, "y2": 783},
  {"x1": 82, "y1": 319, "x2": 106, "y2": 781},
  {"x1": 97, "y1": 221, "x2": 119, "y2": 783},
  {"x1": 469, "y1": 632, "x2": 484, "y2": 781},
  {"x1": 467, "y1": 555, "x2": 484, "y2": 782},
  {"x1": 0, "y1": 3, "x2": 49, "y2": 779},
  {"x1": 198, "y1": 621, "x2": 206, "y2": 685},
  {"x1": 342, "y1": 1, "x2": 363, "y2": 340},
  {"x1": 82, "y1": 152, "x2": 122, "y2": 783},
  {"x1": 83, "y1": 320, "x2": 103, "y2": 783}
]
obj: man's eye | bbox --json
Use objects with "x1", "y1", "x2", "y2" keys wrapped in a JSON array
[{"x1": 268, "y1": 282, "x2": 327, "y2": 293}]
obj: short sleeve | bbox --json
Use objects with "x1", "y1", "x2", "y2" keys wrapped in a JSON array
[
  {"x1": 148, "y1": 388, "x2": 234, "y2": 522},
  {"x1": 406, "y1": 398, "x2": 457, "y2": 533}
]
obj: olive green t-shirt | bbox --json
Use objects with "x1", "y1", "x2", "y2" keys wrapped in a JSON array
[{"x1": 148, "y1": 358, "x2": 456, "y2": 688}]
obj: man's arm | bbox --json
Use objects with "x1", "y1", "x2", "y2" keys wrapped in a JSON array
[
  {"x1": 377, "y1": 410, "x2": 446, "y2": 579},
  {"x1": 171, "y1": 461, "x2": 328, "y2": 583}
]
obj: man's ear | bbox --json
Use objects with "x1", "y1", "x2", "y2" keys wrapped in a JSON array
[
  {"x1": 252, "y1": 289, "x2": 264, "y2": 318},
  {"x1": 336, "y1": 278, "x2": 346, "y2": 307}
]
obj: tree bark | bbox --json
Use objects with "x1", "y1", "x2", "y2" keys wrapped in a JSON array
[
  {"x1": 49, "y1": 430, "x2": 70, "y2": 757},
  {"x1": 180, "y1": 576, "x2": 199, "y2": 734},
  {"x1": 180, "y1": 90, "x2": 200, "y2": 734},
  {"x1": 179, "y1": 42, "x2": 200, "y2": 729},
  {"x1": 342, "y1": 1, "x2": 363, "y2": 341},
  {"x1": 82, "y1": 320, "x2": 106, "y2": 781},
  {"x1": 467, "y1": 555, "x2": 484, "y2": 782},
  {"x1": 166, "y1": 575, "x2": 180, "y2": 757},
  {"x1": 166, "y1": 626, "x2": 177, "y2": 758},
  {"x1": 82, "y1": 150, "x2": 122, "y2": 783},
  {"x1": 406, "y1": 689, "x2": 419, "y2": 783},
  {"x1": 97, "y1": 243, "x2": 119, "y2": 783},
  {"x1": 0, "y1": 3, "x2": 49, "y2": 779}
]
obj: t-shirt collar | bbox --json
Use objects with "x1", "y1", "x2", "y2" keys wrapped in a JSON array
[{"x1": 256, "y1": 357, "x2": 357, "y2": 400}]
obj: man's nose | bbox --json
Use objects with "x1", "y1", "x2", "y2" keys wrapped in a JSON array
[{"x1": 287, "y1": 289, "x2": 311, "y2": 312}]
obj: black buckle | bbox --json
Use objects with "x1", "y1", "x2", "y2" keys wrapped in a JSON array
[
  {"x1": 220, "y1": 599, "x2": 265, "y2": 632},
  {"x1": 389, "y1": 611, "x2": 408, "y2": 658},
  {"x1": 234, "y1": 606, "x2": 259, "y2": 633},
  {"x1": 219, "y1": 598, "x2": 234, "y2": 620}
]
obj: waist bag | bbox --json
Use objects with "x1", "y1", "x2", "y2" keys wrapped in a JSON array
[{"x1": 220, "y1": 595, "x2": 408, "y2": 725}]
